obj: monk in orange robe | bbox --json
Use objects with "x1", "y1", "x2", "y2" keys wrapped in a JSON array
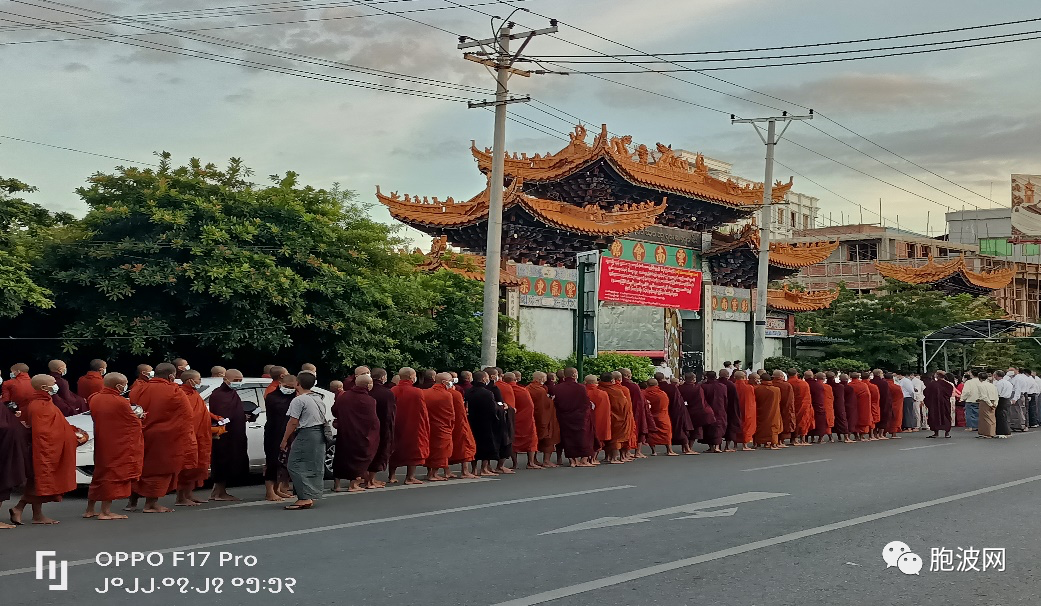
[
  {"x1": 128, "y1": 363, "x2": 192, "y2": 513},
  {"x1": 527, "y1": 372, "x2": 559, "y2": 468},
  {"x1": 507, "y1": 373, "x2": 540, "y2": 469},
  {"x1": 753, "y1": 374, "x2": 783, "y2": 449},
  {"x1": 448, "y1": 377, "x2": 477, "y2": 478},
  {"x1": 734, "y1": 371, "x2": 757, "y2": 450},
  {"x1": 9, "y1": 375, "x2": 77, "y2": 525},
  {"x1": 789, "y1": 369, "x2": 813, "y2": 445},
  {"x1": 388, "y1": 367, "x2": 430, "y2": 485},
  {"x1": 83, "y1": 373, "x2": 143, "y2": 520},
  {"x1": 865, "y1": 371, "x2": 883, "y2": 439},
  {"x1": 600, "y1": 373, "x2": 633, "y2": 463},
  {"x1": 423, "y1": 373, "x2": 457, "y2": 480},
  {"x1": 76, "y1": 359, "x2": 107, "y2": 401},
  {"x1": 819, "y1": 372, "x2": 836, "y2": 442},
  {"x1": 885, "y1": 373, "x2": 905, "y2": 438},
  {"x1": 264, "y1": 366, "x2": 287, "y2": 397},
  {"x1": 2, "y1": 363, "x2": 34, "y2": 412},
  {"x1": 585, "y1": 375, "x2": 611, "y2": 463},
  {"x1": 770, "y1": 370, "x2": 796, "y2": 446},
  {"x1": 643, "y1": 378, "x2": 674, "y2": 455},
  {"x1": 176, "y1": 370, "x2": 210, "y2": 506},
  {"x1": 850, "y1": 373, "x2": 875, "y2": 439},
  {"x1": 129, "y1": 364, "x2": 153, "y2": 404}
]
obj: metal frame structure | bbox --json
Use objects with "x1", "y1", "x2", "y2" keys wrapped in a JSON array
[{"x1": 920, "y1": 319, "x2": 1041, "y2": 372}]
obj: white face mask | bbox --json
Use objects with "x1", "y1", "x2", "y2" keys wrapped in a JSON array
[
  {"x1": 60, "y1": 369, "x2": 67, "y2": 376},
  {"x1": 229, "y1": 381, "x2": 244, "y2": 389},
  {"x1": 280, "y1": 386, "x2": 295, "y2": 395},
  {"x1": 119, "y1": 385, "x2": 129, "y2": 395},
  {"x1": 451, "y1": 378, "x2": 459, "y2": 385},
  {"x1": 184, "y1": 365, "x2": 191, "y2": 371},
  {"x1": 147, "y1": 371, "x2": 155, "y2": 378},
  {"x1": 48, "y1": 384, "x2": 59, "y2": 395},
  {"x1": 8, "y1": 372, "x2": 15, "y2": 379},
  {"x1": 99, "y1": 368, "x2": 106, "y2": 375}
]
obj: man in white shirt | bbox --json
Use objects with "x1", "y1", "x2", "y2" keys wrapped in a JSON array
[
  {"x1": 967, "y1": 370, "x2": 999, "y2": 438},
  {"x1": 1007, "y1": 367, "x2": 1032, "y2": 432},
  {"x1": 994, "y1": 370, "x2": 1015, "y2": 438},
  {"x1": 1030, "y1": 371, "x2": 1041, "y2": 428},
  {"x1": 911, "y1": 373, "x2": 927, "y2": 429},
  {"x1": 959, "y1": 372, "x2": 984, "y2": 433},
  {"x1": 895, "y1": 372, "x2": 916, "y2": 432}
]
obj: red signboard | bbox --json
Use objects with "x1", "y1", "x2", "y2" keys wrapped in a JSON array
[{"x1": 597, "y1": 256, "x2": 703, "y2": 310}]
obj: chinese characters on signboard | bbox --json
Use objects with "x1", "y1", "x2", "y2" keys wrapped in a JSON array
[
  {"x1": 515, "y1": 264, "x2": 578, "y2": 309},
  {"x1": 598, "y1": 239, "x2": 703, "y2": 311},
  {"x1": 710, "y1": 286, "x2": 751, "y2": 321},
  {"x1": 764, "y1": 315, "x2": 791, "y2": 338}
]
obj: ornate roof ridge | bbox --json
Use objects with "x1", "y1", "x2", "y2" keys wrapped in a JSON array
[
  {"x1": 706, "y1": 226, "x2": 839, "y2": 268},
  {"x1": 767, "y1": 285, "x2": 839, "y2": 312},
  {"x1": 416, "y1": 236, "x2": 522, "y2": 287},
  {"x1": 875, "y1": 255, "x2": 1015, "y2": 290}
]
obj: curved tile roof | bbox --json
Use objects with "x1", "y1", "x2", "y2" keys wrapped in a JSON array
[
  {"x1": 767, "y1": 286, "x2": 840, "y2": 312},
  {"x1": 875, "y1": 256, "x2": 1015, "y2": 291},
  {"x1": 415, "y1": 236, "x2": 523, "y2": 287}
]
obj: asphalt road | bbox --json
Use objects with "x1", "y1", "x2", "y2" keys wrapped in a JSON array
[{"x1": 2, "y1": 430, "x2": 1038, "y2": 606}]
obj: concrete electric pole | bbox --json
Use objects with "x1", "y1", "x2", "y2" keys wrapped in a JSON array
[
  {"x1": 459, "y1": 16, "x2": 557, "y2": 368},
  {"x1": 732, "y1": 110, "x2": 813, "y2": 371}
]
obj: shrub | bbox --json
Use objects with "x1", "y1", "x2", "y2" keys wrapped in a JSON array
[
  {"x1": 496, "y1": 340, "x2": 562, "y2": 380},
  {"x1": 814, "y1": 357, "x2": 868, "y2": 372},
  {"x1": 762, "y1": 356, "x2": 800, "y2": 373},
  {"x1": 561, "y1": 352, "x2": 655, "y2": 382}
]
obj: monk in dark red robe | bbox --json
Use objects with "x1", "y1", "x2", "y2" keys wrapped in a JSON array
[
  {"x1": 264, "y1": 372, "x2": 296, "y2": 500},
  {"x1": 466, "y1": 372, "x2": 503, "y2": 476},
  {"x1": 129, "y1": 363, "x2": 192, "y2": 513},
  {"x1": 208, "y1": 369, "x2": 251, "y2": 501},
  {"x1": 827, "y1": 372, "x2": 849, "y2": 441},
  {"x1": 76, "y1": 359, "x2": 107, "y2": 400},
  {"x1": 2, "y1": 364, "x2": 34, "y2": 413},
  {"x1": 449, "y1": 379, "x2": 477, "y2": 478},
  {"x1": 771, "y1": 371, "x2": 796, "y2": 445},
  {"x1": 331, "y1": 375, "x2": 381, "y2": 491},
  {"x1": 753, "y1": 375, "x2": 783, "y2": 449},
  {"x1": 851, "y1": 373, "x2": 874, "y2": 439},
  {"x1": 699, "y1": 372, "x2": 727, "y2": 453},
  {"x1": 175, "y1": 371, "x2": 209, "y2": 506},
  {"x1": 10, "y1": 375, "x2": 77, "y2": 524},
  {"x1": 527, "y1": 373, "x2": 559, "y2": 468},
  {"x1": 644, "y1": 379, "x2": 674, "y2": 454},
  {"x1": 733, "y1": 371, "x2": 757, "y2": 450},
  {"x1": 0, "y1": 391, "x2": 30, "y2": 529},
  {"x1": 389, "y1": 368, "x2": 430, "y2": 485},
  {"x1": 621, "y1": 369, "x2": 654, "y2": 458},
  {"x1": 554, "y1": 369, "x2": 594, "y2": 466},
  {"x1": 83, "y1": 373, "x2": 143, "y2": 520},
  {"x1": 129, "y1": 364, "x2": 153, "y2": 404},
  {"x1": 493, "y1": 370, "x2": 516, "y2": 473},
  {"x1": 790, "y1": 370, "x2": 813, "y2": 445},
  {"x1": 679, "y1": 373, "x2": 711, "y2": 449},
  {"x1": 264, "y1": 366, "x2": 287, "y2": 398},
  {"x1": 419, "y1": 369, "x2": 437, "y2": 390},
  {"x1": 719, "y1": 369, "x2": 743, "y2": 452},
  {"x1": 48, "y1": 359, "x2": 85, "y2": 416},
  {"x1": 367, "y1": 368, "x2": 397, "y2": 488},
  {"x1": 455, "y1": 370, "x2": 474, "y2": 397},
  {"x1": 586, "y1": 376, "x2": 611, "y2": 461},
  {"x1": 659, "y1": 372, "x2": 694, "y2": 454},
  {"x1": 925, "y1": 372, "x2": 955, "y2": 438},
  {"x1": 173, "y1": 358, "x2": 190, "y2": 380}
]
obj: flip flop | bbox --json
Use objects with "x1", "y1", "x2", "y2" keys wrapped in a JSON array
[
  {"x1": 283, "y1": 503, "x2": 313, "y2": 510},
  {"x1": 8, "y1": 509, "x2": 22, "y2": 526}
]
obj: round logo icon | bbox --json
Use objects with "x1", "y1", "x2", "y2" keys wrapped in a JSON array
[
  {"x1": 675, "y1": 248, "x2": 688, "y2": 267},
  {"x1": 550, "y1": 280, "x2": 563, "y2": 297},
  {"x1": 654, "y1": 245, "x2": 667, "y2": 264},
  {"x1": 534, "y1": 278, "x2": 548, "y2": 296}
]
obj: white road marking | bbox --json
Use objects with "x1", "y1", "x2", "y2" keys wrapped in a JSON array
[
  {"x1": 899, "y1": 443, "x2": 955, "y2": 451},
  {"x1": 740, "y1": 459, "x2": 830, "y2": 472},
  {"x1": 492, "y1": 474, "x2": 1041, "y2": 606},
  {"x1": 212, "y1": 477, "x2": 497, "y2": 509},
  {"x1": 540, "y1": 492, "x2": 787, "y2": 534},
  {"x1": 0, "y1": 485, "x2": 635, "y2": 577},
  {"x1": 672, "y1": 507, "x2": 738, "y2": 520}
]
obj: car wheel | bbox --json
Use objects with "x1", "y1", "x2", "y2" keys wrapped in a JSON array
[{"x1": 324, "y1": 443, "x2": 335, "y2": 480}]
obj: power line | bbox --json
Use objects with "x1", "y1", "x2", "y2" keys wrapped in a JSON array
[{"x1": 0, "y1": 135, "x2": 160, "y2": 166}]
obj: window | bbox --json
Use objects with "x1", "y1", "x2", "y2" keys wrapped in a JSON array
[
  {"x1": 904, "y1": 243, "x2": 916, "y2": 258},
  {"x1": 1025, "y1": 243, "x2": 1040, "y2": 256},
  {"x1": 938, "y1": 247, "x2": 950, "y2": 257},
  {"x1": 847, "y1": 242, "x2": 878, "y2": 261},
  {"x1": 777, "y1": 208, "x2": 785, "y2": 224},
  {"x1": 790, "y1": 211, "x2": 797, "y2": 228},
  {"x1": 921, "y1": 246, "x2": 931, "y2": 258},
  {"x1": 980, "y1": 238, "x2": 1013, "y2": 256},
  {"x1": 803, "y1": 215, "x2": 810, "y2": 230}
]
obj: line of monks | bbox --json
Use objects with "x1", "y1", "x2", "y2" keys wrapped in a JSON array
[{"x1": 1, "y1": 355, "x2": 954, "y2": 527}]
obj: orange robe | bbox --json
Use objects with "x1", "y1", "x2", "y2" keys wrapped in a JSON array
[
  {"x1": 496, "y1": 380, "x2": 516, "y2": 409},
  {"x1": 448, "y1": 387, "x2": 476, "y2": 465},
  {"x1": 129, "y1": 376, "x2": 151, "y2": 405},
  {"x1": 866, "y1": 380, "x2": 881, "y2": 425},
  {"x1": 424, "y1": 384, "x2": 456, "y2": 469},
  {"x1": 644, "y1": 386, "x2": 672, "y2": 446},
  {"x1": 178, "y1": 383, "x2": 211, "y2": 490},
  {"x1": 527, "y1": 382, "x2": 559, "y2": 453},
  {"x1": 790, "y1": 377, "x2": 814, "y2": 436},
  {"x1": 264, "y1": 381, "x2": 279, "y2": 397},
  {"x1": 511, "y1": 383, "x2": 538, "y2": 454},
  {"x1": 389, "y1": 380, "x2": 430, "y2": 467},
  {"x1": 822, "y1": 379, "x2": 836, "y2": 429},
  {"x1": 77, "y1": 371, "x2": 105, "y2": 401},
  {"x1": 772, "y1": 379, "x2": 796, "y2": 435},
  {"x1": 86, "y1": 388, "x2": 143, "y2": 501},
  {"x1": 753, "y1": 384, "x2": 782, "y2": 444},
  {"x1": 851, "y1": 380, "x2": 873, "y2": 433},
  {"x1": 25, "y1": 392, "x2": 77, "y2": 502},
  {"x1": 735, "y1": 379, "x2": 757, "y2": 444},
  {"x1": 134, "y1": 378, "x2": 193, "y2": 498},
  {"x1": 1, "y1": 373, "x2": 34, "y2": 412},
  {"x1": 586, "y1": 383, "x2": 612, "y2": 444},
  {"x1": 887, "y1": 380, "x2": 904, "y2": 434},
  {"x1": 601, "y1": 382, "x2": 633, "y2": 448}
]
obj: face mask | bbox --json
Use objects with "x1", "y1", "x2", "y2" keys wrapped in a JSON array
[
  {"x1": 229, "y1": 381, "x2": 244, "y2": 389},
  {"x1": 48, "y1": 384, "x2": 59, "y2": 395},
  {"x1": 100, "y1": 369, "x2": 106, "y2": 375},
  {"x1": 147, "y1": 371, "x2": 155, "y2": 378},
  {"x1": 60, "y1": 369, "x2": 67, "y2": 376},
  {"x1": 8, "y1": 372, "x2": 15, "y2": 379},
  {"x1": 280, "y1": 386, "x2": 295, "y2": 395},
  {"x1": 119, "y1": 385, "x2": 129, "y2": 395},
  {"x1": 184, "y1": 365, "x2": 191, "y2": 371}
]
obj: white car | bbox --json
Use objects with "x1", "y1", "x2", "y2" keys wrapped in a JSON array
[{"x1": 68, "y1": 377, "x2": 336, "y2": 485}]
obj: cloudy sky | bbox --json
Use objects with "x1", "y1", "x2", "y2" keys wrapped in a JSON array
[{"x1": 3, "y1": 0, "x2": 1038, "y2": 246}]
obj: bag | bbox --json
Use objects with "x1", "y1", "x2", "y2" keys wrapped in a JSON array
[{"x1": 308, "y1": 393, "x2": 335, "y2": 447}]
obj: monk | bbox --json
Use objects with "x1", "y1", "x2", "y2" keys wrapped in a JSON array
[
  {"x1": 868, "y1": 370, "x2": 887, "y2": 439},
  {"x1": 48, "y1": 359, "x2": 85, "y2": 416},
  {"x1": 841, "y1": 373, "x2": 858, "y2": 441},
  {"x1": 83, "y1": 373, "x2": 143, "y2": 520},
  {"x1": 826, "y1": 372, "x2": 847, "y2": 442},
  {"x1": 331, "y1": 374, "x2": 381, "y2": 492},
  {"x1": 448, "y1": 375, "x2": 477, "y2": 478},
  {"x1": 599, "y1": 372, "x2": 632, "y2": 463},
  {"x1": 925, "y1": 371, "x2": 955, "y2": 438},
  {"x1": 699, "y1": 371, "x2": 727, "y2": 453},
  {"x1": 388, "y1": 367, "x2": 430, "y2": 485},
  {"x1": 644, "y1": 378, "x2": 674, "y2": 455},
  {"x1": 733, "y1": 370, "x2": 757, "y2": 450},
  {"x1": 129, "y1": 364, "x2": 153, "y2": 403},
  {"x1": 264, "y1": 372, "x2": 297, "y2": 500},
  {"x1": 263, "y1": 366, "x2": 286, "y2": 398},
  {"x1": 554, "y1": 368, "x2": 594, "y2": 467},
  {"x1": 850, "y1": 373, "x2": 874, "y2": 440},
  {"x1": 467, "y1": 371, "x2": 503, "y2": 476},
  {"x1": 885, "y1": 372, "x2": 905, "y2": 438},
  {"x1": 366, "y1": 368, "x2": 397, "y2": 488},
  {"x1": 329, "y1": 380, "x2": 345, "y2": 396},
  {"x1": 175, "y1": 371, "x2": 209, "y2": 506},
  {"x1": 527, "y1": 372, "x2": 559, "y2": 468},
  {"x1": 753, "y1": 374, "x2": 783, "y2": 449},
  {"x1": 209, "y1": 369, "x2": 250, "y2": 501},
  {"x1": 659, "y1": 372, "x2": 694, "y2": 454},
  {"x1": 9, "y1": 375, "x2": 77, "y2": 525},
  {"x1": 719, "y1": 369, "x2": 743, "y2": 452},
  {"x1": 126, "y1": 363, "x2": 192, "y2": 513},
  {"x1": 586, "y1": 375, "x2": 612, "y2": 462},
  {"x1": 679, "y1": 373, "x2": 711, "y2": 451},
  {"x1": 421, "y1": 373, "x2": 457, "y2": 480},
  {"x1": 211, "y1": 365, "x2": 227, "y2": 379},
  {"x1": 790, "y1": 369, "x2": 813, "y2": 445},
  {"x1": 76, "y1": 359, "x2": 107, "y2": 400},
  {"x1": 771, "y1": 370, "x2": 796, "y2": 447},
  {"x1": 0, "y1": 397, "x2": 29, "y2": 529},
  {"x1": 505, "y1": 373, "x2": 540, "y2": 469},
  {"x1": 173, "y1": 358, "x2": 190, "y2": 380},
  {"x1": 455, "y1": 370, "x2": 473, "y2": 397},
  {"x1": 620, "y1": 368, "x2": 653, "y2": 458},
  {"x1": 492, "y1": 368, "x2": 516, "y2": 473},
  {"x1": 806, "y1": 370, "x2": 827, "y2": 443},
  {"x1": 2, "y1": 363, "x2": 34, "y2": 412},
  {"x1": 419, "y1": 369, "x2": 437, "y2": 390},
  {"x1": 301, "y1": 362, "x2": 318, "y2": 376}
]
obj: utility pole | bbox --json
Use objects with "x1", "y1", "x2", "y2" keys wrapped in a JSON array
[
  {"x1": 732, "y1": 110, "x2": 813, "y2": 371},
  {"x1": 459, "y1": 16, "x2": 557, "y2": 368}
]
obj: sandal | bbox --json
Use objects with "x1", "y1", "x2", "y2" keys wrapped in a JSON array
[
  {"x1": 283, "y1": 502, "x2": 313, "y2": 510},
  {"x1": 8, "y1": 509, "x2": 23, "y2": 526}
]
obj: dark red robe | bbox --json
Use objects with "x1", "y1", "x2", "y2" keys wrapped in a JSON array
[
  {"x1": 808, "y1": 378, "x2": 828, "y2": 436},
  {"x1": 49, "y1": 371, "x2": 85, "y2": 416},
  {"x1": 0, "y1": 402, "x2": 30, "y2": 501},
  {"x1": 368, "y1": 380, "x2": 396, "y2": 473},
  {"x1": 424, "y1": 384, "x2": 456, "y2": 469},
  {"x1": 622, "y1": 378, "x2": 655, "y2": 440},
  {"x1": 699, "y1": 378, "x2": 727, "y2": 446},
  {"x1": 925, "y1": 379, "x2": 954, "y2": 432},
  {"x1": 134, "y1": 378, "x2": 192, "y2": 498},
  {"x1": 553, "y1": 378, "x2": 594, "y2": 458},
  {"x1": 208, "y1": 384, "x2": 249, "y2": 484},
  {"x1": 830, "y1": 379, "x2": 848, "y2": 434},
  {"x1": 842, "y1": 379, "x2": 858, "y2": 433},
  {"x1": 870, "y1": 376, "x2": 891, "y2": 430},
  {"x1": 721, "y1": 377, "x2": 743, "y2": 443},
  {"x1": 263, "y1": 388, "x2": 294, "y2": 482},
  {"x1": 661, "y1": 381, "x2": 693, "y2": 446},
  {"x1": 678, "y1": 381, "x2": 712, "y2": 442},
  {"x1": 332, "y1": 385, "x2": 381, "y2": 480},
  {"x1": 772, "y1": 379, "x2": 796, "y2": 436}
]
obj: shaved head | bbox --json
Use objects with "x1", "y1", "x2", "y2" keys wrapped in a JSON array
[
  {"x1": 585, "y1": 374, "x2": 598, "y2": 385},
  {"x1": 103, "y1": 372, "x2": 128, "y2": 388},
  {"x1": 137, "y1": 364, "x2": 153, "y2": 377},
  {"x1": 399, "y1": 367, "x2": 417, "y2": 382},
  {"x1": 503, "y1": 372, "x2": 516, "y2": 383},
  {"x1": 225, "y1": 368, "x2": 244, "y2": 382},
  {"x1": 646, "y1": 378, "x2": 658, "y2": 387},
  {"x1": 356, "y1": 374, "x2": 374, "y2": 389},
  {"x1": 10, "y1": 363, "x2": 28, "y2": 374},
  {"x1": 211, "y1": 365, "x2": 227, "y2": 377},
  {"x1": 564, "y1": 367, "x2": 578, "y2": 379},
  {"x1": 620, "y1": 368, "x2": 633, "y2": 379},
  {"x1": 181, "y1": 369, "x2": 202, "y2": 382},
  {"x1": 355, "y1": 366, "x2": 371, "y2": 376},
  {"x1": 48, "y1": 359, "x2": 66, "y2": 373},
  {"x1": 329, "y1": 380, "x2": 344, "y2": 391},
  {"x1": 301, "y1": 363, "x2": 317, "y2": 373},
  {"x1": 89, "y1": 359, "x2": 107, "y2": 372},
  {"x1": 611, "y1": 371, "x2": 623, "y2": 381},
  {"x1": 268, "y1": 366, "x2": 286, "y2": 380},
  {"x1": 734, "y1": 370, "x2": 746, "y2": 380},
  {"x1": 280, "y1": 373, "x2": 298, "y2": 387},
  {"x1": 436, "y1": 372, "x2": 453, "y2": 384},
  {"x1": 372, "y1": 368, "x2": 388, "y2": 383},
  {"x1": 31, "y1": 374, "x2": 56, "y2": 390},
  {"x1": 154, "y1": 363, "x2": 176, "y2": 380},
  {"x1": 459, "y1": 370, "x2": 472, "y2": 382}
]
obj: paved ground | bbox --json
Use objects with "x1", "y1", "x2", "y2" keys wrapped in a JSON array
[{"x1": 2, "y1": 430, "x2": 1038, "y2": 606}]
